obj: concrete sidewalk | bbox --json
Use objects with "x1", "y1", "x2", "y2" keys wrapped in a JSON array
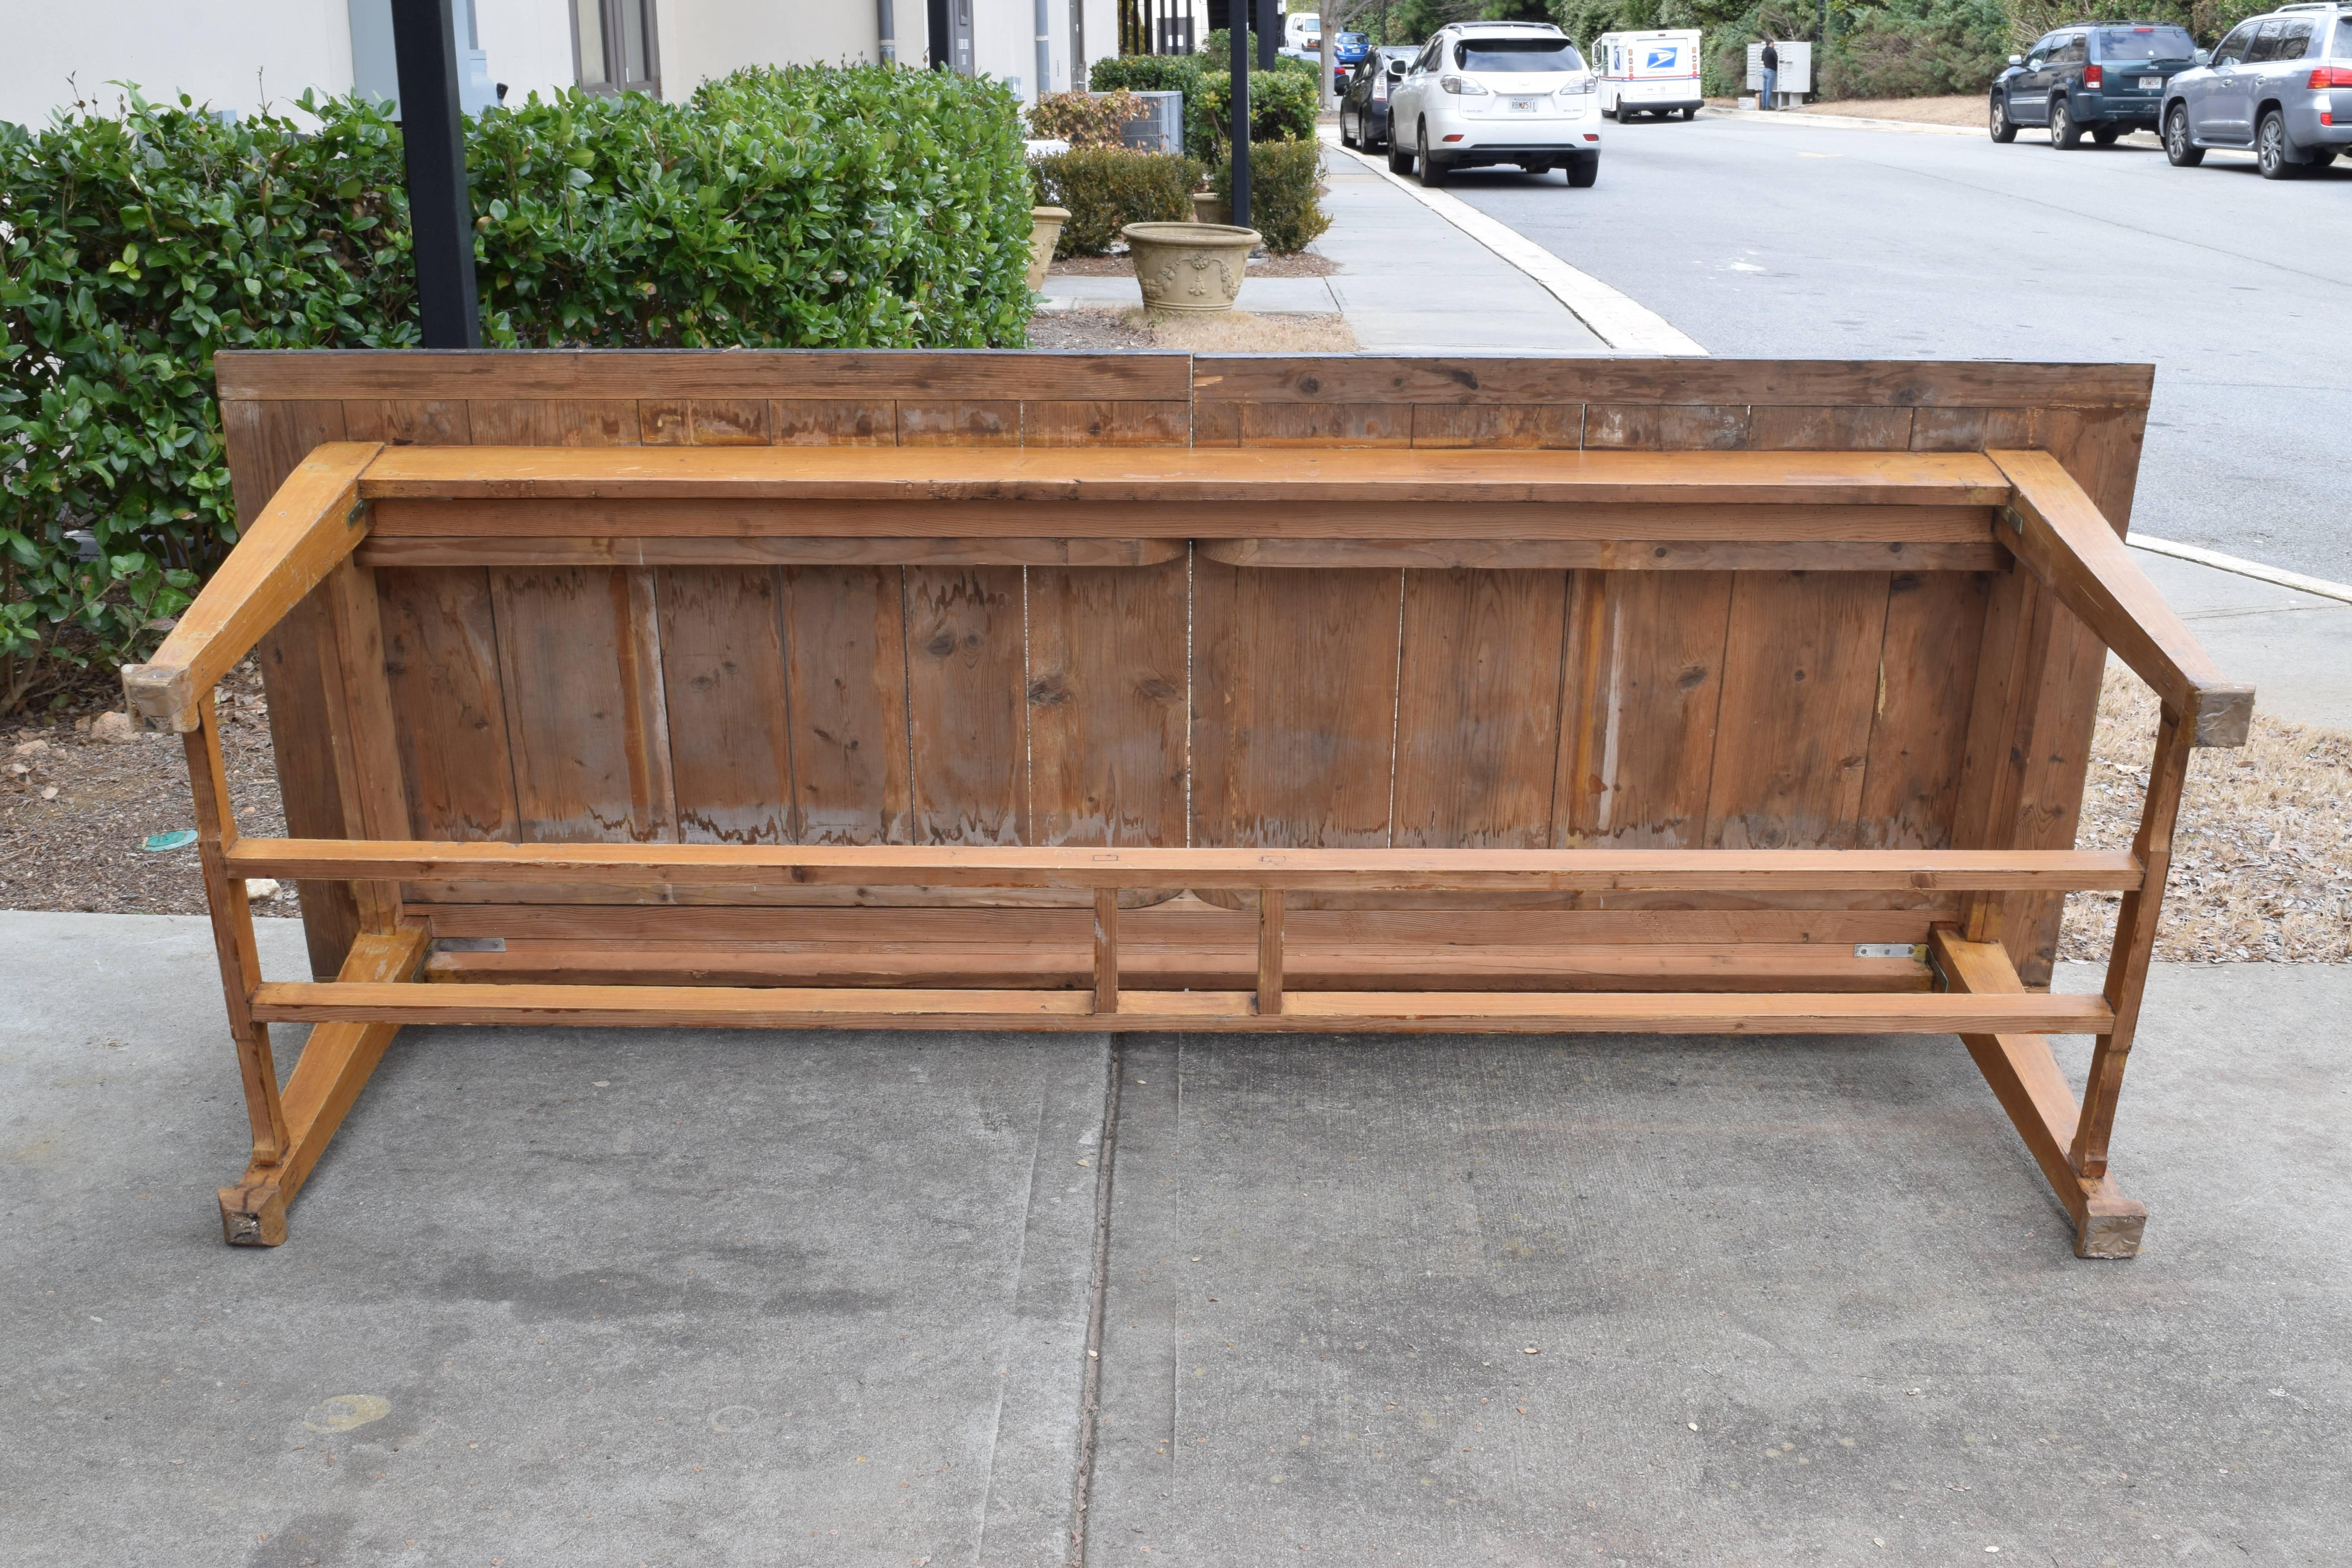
[
  {"x1": 1037, "y1": 150, "x2": 1606, "y2": 352},
  {"x1": 2132, "y1": 546, "x2": 2352, "y2": 730},
  {"x1": 5, "y1": 912, "x2": 2349, "y2": 1563}
]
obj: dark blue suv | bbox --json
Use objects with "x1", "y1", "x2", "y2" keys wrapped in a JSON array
[{"x1": 1989, "y1": 21, "x2": 2201, "y2": 146}]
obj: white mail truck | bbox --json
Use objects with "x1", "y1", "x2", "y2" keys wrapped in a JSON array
[{"x1": 1591, "y1": 29, "x2": 1704, "y2": 121}]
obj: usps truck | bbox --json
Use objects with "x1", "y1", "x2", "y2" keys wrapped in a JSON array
[{"x1": 1592, "y1": 29, "x2": 1704, "y2": 121}]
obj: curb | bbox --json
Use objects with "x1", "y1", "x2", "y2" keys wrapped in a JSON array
[
  {"x1": 2129, "y1": 536, "x2": 2352, "y2": 607},
  {"x1": 1318, "y1": 129, "x2": 1707, "y2": 356}
]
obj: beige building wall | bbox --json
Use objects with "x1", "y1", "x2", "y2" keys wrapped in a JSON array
[{"x1": 2, "y1": 0, "x2": 355, "y2": 128}]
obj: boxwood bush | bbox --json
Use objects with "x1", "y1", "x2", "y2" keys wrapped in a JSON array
[
  {"x1": 0, "y1": 65, "x2": 1029, "y2": 714},
  {"x1": 1029, "y1": 149, "x2": 1205, "y2": 256},
  {"x1": 1212, "y1": 136, "x2": 1330, "y2": 254}
]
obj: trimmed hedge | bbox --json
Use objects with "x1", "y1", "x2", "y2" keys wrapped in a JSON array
[
  {"x1": 1086, "y1": 56, "x2": 1203, "y2": 94},
  {"x1": 1029, "y1": 149, "x2": 1205, "y2": 256},
  {"x1": 0, "y1": 66, "x2": 1030, "y2": 714},
  {"x1": 1212, "y1": 137, "x2": 1330, "y2": 254},
  {"x1": 1188, "y1": 68, "x2": 1321, "y2": 162}
]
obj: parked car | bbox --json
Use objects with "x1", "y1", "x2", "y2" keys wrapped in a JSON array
[
  {"x1": 1334, "y1": 30, "x2": 1370, "y2": 66},
  {"x1": 1989, "y1": 20, "x2": 2200, "y2": 147},
  {"x1": 2161, "y1": 4, "x2": 2352, "y2": 177},
  {"x1": 1285, "y1": 11, "x2": 1320, "y2": 52},
  {"x1": 1592, "y1": 28, "x2": 1704, "y2": 120},
  {"x1": 1386, "y1": 20, "x2": 1603, "y2": 186},
  {"x1": 1338, "y1": 45, "x2": 1419, "y2": 149}
]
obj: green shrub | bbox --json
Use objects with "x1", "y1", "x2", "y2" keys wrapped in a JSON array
[
  {"x1": 1212, "y1": 136, "x2": 1330, "y2": 254},
  {"x1": 1188, "y1": 68, "x2": 1321, "y2": 161},
  {"x1": 1087, "y1": 55, "x2": 1202, "y2": 94},
  {"x1": 0, "y1": 65, "x2": 1030, "y2": 714},
  {"x1": 1817, "y1": 0, "x2": 2010, "y2": 97},
  {"x1": 1028, "y1": 88, "x2": 1143, "y2": 147},
  {"x1": 1029, "y1": 149, "x2": 1205, "y2": 256}
]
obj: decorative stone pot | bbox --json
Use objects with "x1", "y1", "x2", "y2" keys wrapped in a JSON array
[
  {"x1": 1027, "y1": 206, "x2": 1070, "y2": 293},
  {"x1": 1191, "y1": 190, "x2": 1232, "y2": 226},
  {"x1": 1122, "y1": 221, "x2": 1261, "y2": 314}
]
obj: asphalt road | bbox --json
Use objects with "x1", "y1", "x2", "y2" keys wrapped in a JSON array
[{"x1": 1437, "y1": 111, "x2": 2352, "y2": 583}]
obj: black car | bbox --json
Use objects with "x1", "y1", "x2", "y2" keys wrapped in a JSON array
[
  {"x1": 1338, "y1": 45, "x2": 1419, "y2": 151},
  {"x1": 1989, "y1": 20, "x2": 2202, "y2": 146}
]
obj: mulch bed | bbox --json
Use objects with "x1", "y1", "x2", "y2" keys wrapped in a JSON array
[{"x1": 1, "y1": 660, "x2": 294, "y2": 917}]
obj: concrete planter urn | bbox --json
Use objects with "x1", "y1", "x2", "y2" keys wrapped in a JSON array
[
  {"x1": 1191, "y1": 190, "x2": 1231, "y2": 226},
  {"x1": 1122, "y1": 221, "x2": 1261, "y2": 314},
  {"x1": 1027, "y1": 207, "x2": 1071, "y2": 293}
]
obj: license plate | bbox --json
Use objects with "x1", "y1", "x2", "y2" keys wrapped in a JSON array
[
  {"x1": 2139, "y1": 76, "x2": 2161, "y2": 88},
  {"x1": 1510, "y1": 97, "x2": 1542, "y2": 113}
]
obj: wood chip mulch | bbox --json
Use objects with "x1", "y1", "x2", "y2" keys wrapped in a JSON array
[
  {"x1": 0, "y1": 661, "x2": 295, "y2": 918},
  {"x1": 2060, "y1": 664, "x2": 2351, "y2": 964}
]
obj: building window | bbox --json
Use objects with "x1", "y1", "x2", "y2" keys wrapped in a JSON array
[{"x1": 575, "y1": 0, "x2": 659, "y2": 95}]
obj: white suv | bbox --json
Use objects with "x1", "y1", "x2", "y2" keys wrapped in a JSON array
[{"x1": 1387, "y1": 21, "x2": 1603, "y2": 187}]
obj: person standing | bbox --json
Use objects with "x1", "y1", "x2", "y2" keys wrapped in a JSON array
[{"x1": 1759, "y1": 39, "x2": 1780, "y2": 109}]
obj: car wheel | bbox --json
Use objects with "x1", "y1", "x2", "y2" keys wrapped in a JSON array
[
  {"x1": 1566, "y1": 154, "x2": 1599, "y2": 188},
  {"x1": 2164, "y1": 104, "x2": 2204, "y2": 166},
  {"x1": 1989, "y1": 94, "x2": 2016, "y2": 143},
  {"x1": 1341, "y1": 113, "x2": 1356, "y2": 149},
  {"x1": 1388, "y1": 129, "x2": 1412, "y2": 174},
  {"x1": 2091, "y1": 125, "x2": 2120, "y2": 147},
  {"x1": 2257, "y1": 109, "x2": 2301, "y2": 179},
  {"x1": 2050, "y1": 98, "x2": 2081, "y2": 148},
  {"x1": 1682, "y1": 106, "x2": 1697, "y2": 120},
  {"x1": 1417, "y1": 124, "x2": 1446, "y2": 187}
]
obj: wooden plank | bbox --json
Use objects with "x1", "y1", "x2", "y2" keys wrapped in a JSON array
[
  {"x1": 323, "y1": 558, "x2": 414, "y2": 929},
  {"x1": 903, "y1": 567, "x2": 1026, "y2": 844},
  {"x1": 377, "y1": 566, "x2": 521, "y2": 842},
  {"x1": 422, "y1": 902, "x2": 1951, "y2": 947},
  {"x1": 182, "y1": 697, "x2": 287, "y2": 1168},
  {"x1": 772, "y1": 397, "x2": 897, "y2": 446},
  {"x1": 122, "y1": 443, "x2": 383, "y2": 730},
  {"x1": 1093, "y1": 889, "x2": 1119, "y2": 1013},
  {"x1": 1256, "y1": 889, "x2": 1286, "y2": 1012},
  {"x1": 1704, "y1": 571, "x2": 1892, "y2": 850},
  {"x1": 1857, "y1": 571, "x2": 1991, "y2": 848},
  {"x1": 1201, "y1": 538, "x2": 2001, "y2": 572},
  {"x1": 354, "y1": 444, "x2": 2014, "y2": 507},
  {"x1": 490, "y1": 567, "x2": 677, "y2": 843},
  {"x1": 1749, "y1": 405, "x2": 1916, "y2": 451},
  {"x1": 218, "y1": 348, "x2": 1198, "y2": 403},
  {"x1": 779, "y1": 566, "x2": 911, "y2": 844},
  {"x1": 359, "y1": 535, "x2": 1187, "y2": 568},
  {"x1": 219, "y1": 398, "x2": 349, "y2": 522},
  {"x1": 1191, "y1": 561, "x2": 1401, "y2": 850},
  {"x1": 1022, "y1": 401, "x2": 1192, "y2": 446},
  {"x1": 250, "y1": 979, "x2": 2114, "y2": 1035},
  {"x1": 1391, "y1": 569, "x2": 1569, "y2": 848},
  {"x1": 424, "y1": 936, "x2": 1938, "y2": 993},
  {"x1": 1911, "y1": 406, "x2": 2035, "y2": 452},
  {"x1": 657, "y1": 567, "x2": 794, "y2": 845},
  {"x1": 641, "y1": 398, "x2": 773, "y2": 446},
  {"x1": 2075, "y1": 705, "x2": 2190, "y2": 1181},
  {"x1": 1557, "y1": 571, "x2": 1734, "y2": 847},
  {"x1": 1189, "y1": 357, "x2": 2154, "y2": 410},
  {"x1": 1026, "y1": 559, "x2": 1189, "y2": 846},
  {"x1": 898, "y1": 401, "x2": 1021, "y2": 446},
  {"x1": 1990, "y1": 449, "x2": 2252, "y2": 745},
  {"x1": 227, "y1": 838, "x2": 2145, "y2": 891},
  {"x1": 367, "y1": 497, "x2": 2002, "y2": 544},
  {"x1": 1235, "y1": 403, "x2": 1411, "y2": 446},
  {"x1": 1583, "y1": 404, "x2": 1752, "y2": 450},
  {"x1": 341, "y1": 399, "x2": 470, "y2": 445},
  {"x1": 1409, "y1": 404, "x2": 1582, "y2": 449},
  {"x1": 463, "y1": 398, "x2": 640, "y2": 445},
  {"x1": 252, "y1": 590, "x2": 363, "y2": 978},
  {"x1": 1931, "y1": 930, "x2": 2145, "y2": 1259}
]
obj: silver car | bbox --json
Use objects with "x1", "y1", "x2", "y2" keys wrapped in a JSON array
[{"x1": 2162, "y1": 2, "x2": 2352, "y2": 177}]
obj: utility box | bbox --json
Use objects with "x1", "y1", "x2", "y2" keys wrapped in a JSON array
[
  {"x1": 1115, "y1": 90, "x2": 1184, "y2": 155},
  {"x1": 1746, "y1": 41, "x2": 1812, "y2": 102}
]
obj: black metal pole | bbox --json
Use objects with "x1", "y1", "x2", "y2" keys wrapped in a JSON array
[
  {"x1": 1229, "y1": 0, "x2": 1250, "y2": 228},
  {"x1": 389, "y1": 0, "x2": 480, "y2": 348},
  {"x1": 1256, "y1": 0, "x2": 1276, "y2": 69}
]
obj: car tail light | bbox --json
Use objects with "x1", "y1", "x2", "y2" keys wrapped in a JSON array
[
  {"x1": 1439, "y1": 74, "x2": 1491, "y2": 95},
  {"x1": 1563, "y1": 73, "x2": 1595, "y2": 94},
  {"x1": 2309, "y1": 67, "x2": 2352, "y2": 87},
  {"x1": 1374, "y1": 76, "x2": 1388, "y2": 101},
  {"x1": 2084, "y1": 64, "x2": 2103, "y2": 88}
]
